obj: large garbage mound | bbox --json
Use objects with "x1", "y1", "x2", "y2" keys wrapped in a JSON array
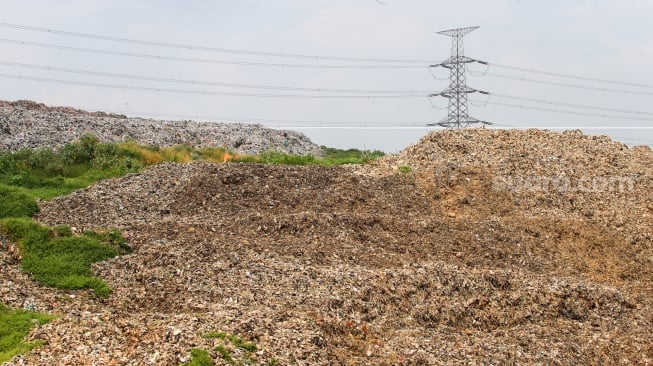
[
  {"x1": 0, "y1": 100, "x2": 321, "y2": 155},
  {"x1": 373, "y1": 128, "x2": 652, "y2": 266},
  {"x1": 3, "y1": 129, "x2": 651, "y2": 364}
]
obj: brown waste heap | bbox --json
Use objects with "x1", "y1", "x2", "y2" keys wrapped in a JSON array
[{"x1": 3, "y1": 128, "x2": 650, "y2": 365}]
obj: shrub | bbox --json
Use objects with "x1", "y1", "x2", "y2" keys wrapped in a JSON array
[{"x1": 0, "y1": 153, "x2": 16, "y2": 175}]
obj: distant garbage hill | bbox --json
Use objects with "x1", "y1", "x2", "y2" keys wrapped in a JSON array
[{"x1": 0, "y1": 100, "x2": 322, "y2": 155}]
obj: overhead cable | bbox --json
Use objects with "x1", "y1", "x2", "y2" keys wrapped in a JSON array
[
  {"x1": 491, "y1": 93, "x2": 653, "y2": 116},
  {"x1": 489, "y1": 62, "x2": 653, "y2": 89},
  {"x1": 0, "y1": 22, "x2": 433, "y2": 64},
  {"x1": 0, "y1": 60, "x2": 431, "y2": 94},
  {"x1": 0, "y1": 39, "x2": 426, "y2": 69},
  {"x1": 472, "y1": 99, "x2": 653, "y2": 122},
  {"x1": 472, "y1": 71, "x2": 653, "y2": 96},
  {"x1": 0, "y1": 73, "x2": 423, "y2": 99}
]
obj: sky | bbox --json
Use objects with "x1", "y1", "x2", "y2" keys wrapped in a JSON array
[{"x1": 1, "y1": 0, "x2": 652, "y2": 152}]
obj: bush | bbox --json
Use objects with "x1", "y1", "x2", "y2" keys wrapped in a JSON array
[
  {"x1": 61, "y1": 134, "x2": 99, "y2": 165},
  {"x1": 0, "y1": 153, "x2": 16, "y2": 175},
  {"x1": 0, "y1": 186, "x2": 39, "y2": 219}
]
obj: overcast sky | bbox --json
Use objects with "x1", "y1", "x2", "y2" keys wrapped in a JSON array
[{"x1": 1, "y1": 0, "x2": 652, "y2": 151}]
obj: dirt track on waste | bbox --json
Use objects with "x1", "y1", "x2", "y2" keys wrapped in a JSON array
[{"x1": 3, "y1": 129, "x2": 652, "y2": 365}]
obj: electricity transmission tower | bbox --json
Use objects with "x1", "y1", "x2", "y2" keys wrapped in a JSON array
[{"x1": 429, "y1": 26, "x2": 490, "y2": 129}]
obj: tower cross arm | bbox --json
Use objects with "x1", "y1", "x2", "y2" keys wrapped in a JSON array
[
  {"x1": 430, "y1": 88, "x2": 489, "y2": 98},
  {"x1": 436, "y1": 26, "x2": 479, "y2": 37},
  {"x1": 430, "y1": 57, "x2": 487, "y2": 68}
]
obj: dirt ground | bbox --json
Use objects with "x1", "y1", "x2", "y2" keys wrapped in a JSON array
[{"x1": 3, "y1": 129, "x2": 652, "y2": 365}]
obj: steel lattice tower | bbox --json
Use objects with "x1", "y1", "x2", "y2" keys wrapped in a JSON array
[{"x1": 429, "y1": 26, "x2": 489, "y2": 129}]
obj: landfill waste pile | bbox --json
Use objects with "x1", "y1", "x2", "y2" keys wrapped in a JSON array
[
  {"x1": 0, "y1": 100, "x2": 321, "y2": 155},
  {"x1": 2, "y1": 128, "x2": 651, "y2": 365}
]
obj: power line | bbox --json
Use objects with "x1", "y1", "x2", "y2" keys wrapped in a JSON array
[
  {"x1": 491, "y1": 93, "x2": 653, "y2": 116},
  {"x1": 0, "y1": 60, "x2": 431, "y2": 94},
  {"x1": 0, "y1": 73, "x2": 424, "y2": 99},
  {"x1": 0, "y1": 38, "x2": 426, "y2": 69},
  {"x1": 0, "y1": 22, "x2": 433, "y2": 63},
  {"x1": 3, "y1": 23, "x2": 652, "y2": 88},
  {"x1": 489, "y1": 62, "x2": 653, "y2": 89},
  {"x1": 472, "y1": 99, "x2": 653, "y2": 122},
  {"x1": 473, "y1": 71, "x2": 653, "y2": 96}
]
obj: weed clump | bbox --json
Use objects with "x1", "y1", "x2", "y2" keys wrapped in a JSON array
[
  {"x1": 0, "y1": 185, "x2": 39, "y2": 219},
  {"x1": 398, "y1": 165, "x2": 412, "y2": 174},
  {"x1": 182, "y1": 348, "x2": 214, "y2": 366},
  {"x1": 0, "y1": 303, "x2": 56, "y2": 363}
]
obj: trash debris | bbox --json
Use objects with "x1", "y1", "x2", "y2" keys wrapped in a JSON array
[
  {"x1": 0, "y1": 100, "x2": 321, "y2": 155},
  {"x1": 2, "y1": 128, "x2": 651, "y2": 364}
]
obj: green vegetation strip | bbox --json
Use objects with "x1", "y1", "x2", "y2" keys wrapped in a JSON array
[
  {"x1": 233, "y1": 147, "x2": 384, "y2": 166},
  {"x1": 0, "y1": 303, "x2": 56, "y2": 363}
]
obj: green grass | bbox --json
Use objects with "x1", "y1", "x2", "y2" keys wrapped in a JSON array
[
  {"x1": 215, "y1": 345, "x2": 234, "y2": 364},
  {"x1": 0, "y1": 303, "x2": 56, "y2": 363},
  {"x1": 232, "y1": 147, "x2": 384, "y2": 166},
  {"x1": 204, "y1": 331, "x2": 228, "y2": 340},
  {"x1": 0, "y1": 136, "x2": 383, "y2": 205},
  {"x1": 199, "y1": 331, "x2": 260, "y2": 365},
  {"x1": 204, "y1": 331, "x2": 256, "y2": 352},
  {"x1": 398, "y1": 165, "x2": 412, "y2": 174},
  {"x1": 182, "y1": 348, "x2": 214, "y2": 366},
  {"x1": 0, "y1": 218, "x2": 129, "y2": 297},
  {"x1": 0, "y1": 184, "x2": 39, "y2": 219}
]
